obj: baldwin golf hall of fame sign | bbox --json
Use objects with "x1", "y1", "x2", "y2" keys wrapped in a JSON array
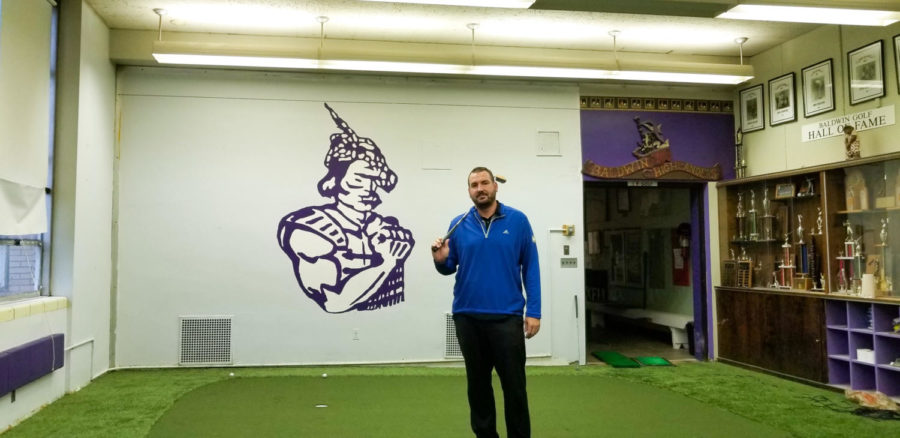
[{"x1": 801, "y1": 105, "x2": 895, "y2": 142}]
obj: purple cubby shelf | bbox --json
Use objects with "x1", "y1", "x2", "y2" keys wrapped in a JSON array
[
  {"x1": 849, "y1": 332, "x2": 874, "y2": 360},
  {"x1": 828, "y1": 358, "x2": 850, "y2": 387},
  {"x1": 827, "y1": 299, "x2": 900, "y2": 399},
  {"x1": 875, "y1": 368, "x2": 900, "y2": 398},
  {"x1": 825, "y1": 301, "x2": 848, "y2": 328},
  {"x1": 847, "y1": 301, "x2": 873, "y2": 330},
  {"x1": 827, "y1": 329, "x2": 849, "y2": 357},
  {"x1": 873, "y1": 304, "x2": 900, "y2": 333},
  {"x1": 875, "y1": 335, "x2": 900, "y2": 365},
  {"x1": 850, "y1": 363, "x2": 876, "y2": 390}
]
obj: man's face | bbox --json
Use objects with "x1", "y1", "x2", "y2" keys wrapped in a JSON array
[
  {"x1": 468, "y1": 171, "x2": 497, "y2": 209},
  {"x1": 338, "y1": 160, "x2": 382, "y2": 212}
]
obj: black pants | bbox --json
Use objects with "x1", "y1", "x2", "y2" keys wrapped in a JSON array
[{"x1": 454, "y1": 313, "x2": 530, "y2": 438}]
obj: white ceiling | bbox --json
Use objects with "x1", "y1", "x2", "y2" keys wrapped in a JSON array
[{"x1": 85, "y1": 0, "x2": 853, "y2": 58}]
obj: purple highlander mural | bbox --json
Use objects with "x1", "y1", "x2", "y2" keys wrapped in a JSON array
[{"x1": 277, "y1": 103, "x2": 415, "y2": 313}]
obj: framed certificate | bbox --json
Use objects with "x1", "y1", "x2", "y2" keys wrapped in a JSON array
[
  {"x1": 847, "y1": 40, "x2": 885, "y2": 105},
  {"x1": 769, "y1": 73, "x2": 796, "y2": 126},
  {"x1": 739, "y1": 84, "x2": 764, "y2": 133},
  {"x1": 801, "y1": 59, "x2": 835, "y2": 117}
]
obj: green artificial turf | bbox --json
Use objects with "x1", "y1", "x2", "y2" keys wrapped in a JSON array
[
  {"x1": 4, "y1": 362, "x2": 900, "y2": 438},
  {"x1": 148, "y1": 375, "x2": 785, "y2": 438}
]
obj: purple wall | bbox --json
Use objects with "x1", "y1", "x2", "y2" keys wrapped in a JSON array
[
  {"x1": 581, "y1": 109, "x2": 733, "y2": 360},
  {"x1": 580, "y1": 110, "x2": 735, "y2": 180}
]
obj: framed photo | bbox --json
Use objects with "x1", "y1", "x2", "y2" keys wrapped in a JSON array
[
  {"x1": 739, "y1": 84, "x2": 764, "y2": 133},
  {"x1": 847, "y1": 40, "x2": 885, "y2": 105},
  {"x1": 609, "y1": 229, "x2": 643, "y2": 288},
  {"x1": 768, "y1": 72, "x2": 796, "y2": 126},
  {"x1": 774, "y1": 183, "x2": 795, "y2": 200},
  {"x1": 894, "y1": 34, "x2": 900, "y2": 93},
  {"x1": 801, "y1": 59, "x2": 835, "y2": 117}
]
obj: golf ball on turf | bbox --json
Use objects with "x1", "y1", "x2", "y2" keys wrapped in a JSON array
[
  {"x1": 229, "y1": 372, "x2": 234, "y2": 377},
  {"x1": 322, "y1": 373, "x2": 328, "y2": 378}
]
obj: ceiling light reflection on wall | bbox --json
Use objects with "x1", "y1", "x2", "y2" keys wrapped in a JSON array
[
  {"x1": 359, "y1": 0, "x2": 536, "y2": 8},
  {"x1": 718, "y1": 4, "x2": 900, "y2": 26}
]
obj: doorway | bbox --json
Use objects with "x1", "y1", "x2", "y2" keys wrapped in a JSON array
[{"x1": 583, "y1": 182, "x2": 708, "y2": 363}]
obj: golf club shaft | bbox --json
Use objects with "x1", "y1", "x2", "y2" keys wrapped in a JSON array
[{"x1": 443, "y1": 209, "x2": 471, "y2": 241}]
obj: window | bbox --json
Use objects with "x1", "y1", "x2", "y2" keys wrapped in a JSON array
[{"x1": 0, "y1": 236, "x2": 42, "y2": 300}]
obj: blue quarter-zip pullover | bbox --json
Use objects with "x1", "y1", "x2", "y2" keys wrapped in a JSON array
[{"x1": 435, "y1": 202, "x2": 541, "y2": 319}]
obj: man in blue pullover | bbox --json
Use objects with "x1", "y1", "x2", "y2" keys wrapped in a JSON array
[{"x1": 431, "y1": 166, "x2": 541, "y2": 438}]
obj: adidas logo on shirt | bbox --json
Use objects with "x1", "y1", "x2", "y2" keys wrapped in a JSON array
[{"x1": 503, "y1": 230, "x2": 510, "y2": 234}]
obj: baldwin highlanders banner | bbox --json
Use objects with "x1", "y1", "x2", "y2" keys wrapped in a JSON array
[{"x1": 801, "y1": 105, "x2": 895, "y2": 142}]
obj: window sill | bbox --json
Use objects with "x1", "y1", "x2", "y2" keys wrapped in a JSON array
[{"x1": 0, "y1": 297, "x2": 68, "y2": 323}]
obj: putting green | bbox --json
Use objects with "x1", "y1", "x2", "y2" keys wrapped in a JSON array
[{"x1": 149, "y1": 375, "x2": 789, "y2": 437}]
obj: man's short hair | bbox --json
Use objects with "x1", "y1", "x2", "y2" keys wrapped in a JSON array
[{"x1": 468, "y1": 166, "x2": 494, "y2": 184}]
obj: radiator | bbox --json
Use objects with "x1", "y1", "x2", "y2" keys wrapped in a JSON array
[
  {"x1": 179, "y1": 316, "x2": 232, "y2": 365},
  {"x1": 444, "y1": 313, "x2": 462, "y2": 359}
]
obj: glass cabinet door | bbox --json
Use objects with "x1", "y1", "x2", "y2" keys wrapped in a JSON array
[
  {"x1": 825, "y1": 158, "x2": 900, "y2": 298},
  {"x1": 723, "y1": 171, "x2": 824, "y2": 291}
]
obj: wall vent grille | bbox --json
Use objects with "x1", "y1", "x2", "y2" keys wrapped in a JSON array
[
  {"x1": 179, "y1": 316, "x2": 232, "y2": 365},
  {"x1": 444, "y1": 313, "x2": 462, "y2": 359}
]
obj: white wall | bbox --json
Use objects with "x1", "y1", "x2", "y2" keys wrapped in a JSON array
[
  {"x1": 113, "y1": 68, "x2": 585, "y2": 367},
  {"x1": 741, "y1": 23, "x2": 900, "y2": 176},
  {"x1": 51, "y1": 0, "x2": 116, "y2": 391}
]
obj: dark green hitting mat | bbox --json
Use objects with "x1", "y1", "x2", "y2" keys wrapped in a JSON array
[{"x1": 592, "y1": 351, "x2": 640, "y2": 368}]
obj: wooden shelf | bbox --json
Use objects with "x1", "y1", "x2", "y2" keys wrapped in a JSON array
[{"x1": 836, "y1": 207, "x2": 900, "y2": 215}]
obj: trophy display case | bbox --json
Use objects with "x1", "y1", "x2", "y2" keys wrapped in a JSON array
[
  {"x1": 718, "y1": 153, "x2": 900, "y2": 300},
  {"x1": 718, "y1": 171, "x2": 826, "y2": 293},
  {"x1": 716, "y1": 152, "x2": 900, "y2": 388}
]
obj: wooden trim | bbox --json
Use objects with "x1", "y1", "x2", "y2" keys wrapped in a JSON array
[
  {"x1": 715, "y1": 286, "x2": 900, "y2": 304},
  {"x1": 716, "y1": 286, "x2": 828, "y2": 298},
  {"x1": 716, "y1": 358, "x2": 839, "y2": 391},
  {"x1": 717, "y1": 151, "x2": 900, "y2": 187}
]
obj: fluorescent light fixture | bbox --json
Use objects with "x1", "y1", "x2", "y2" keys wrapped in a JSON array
[
  {"x1": 153, "y1": 53, "x2": 321, "y2": 69},
  {"x1": 718, "y1": 4, "x2": 900, "y2": 26},
  {"x1": 359, "y1": 0, "x2": 535, "y2": 8},
  {"x1": 152, "y1": 51, "x2": 752, "y2": 85}
]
